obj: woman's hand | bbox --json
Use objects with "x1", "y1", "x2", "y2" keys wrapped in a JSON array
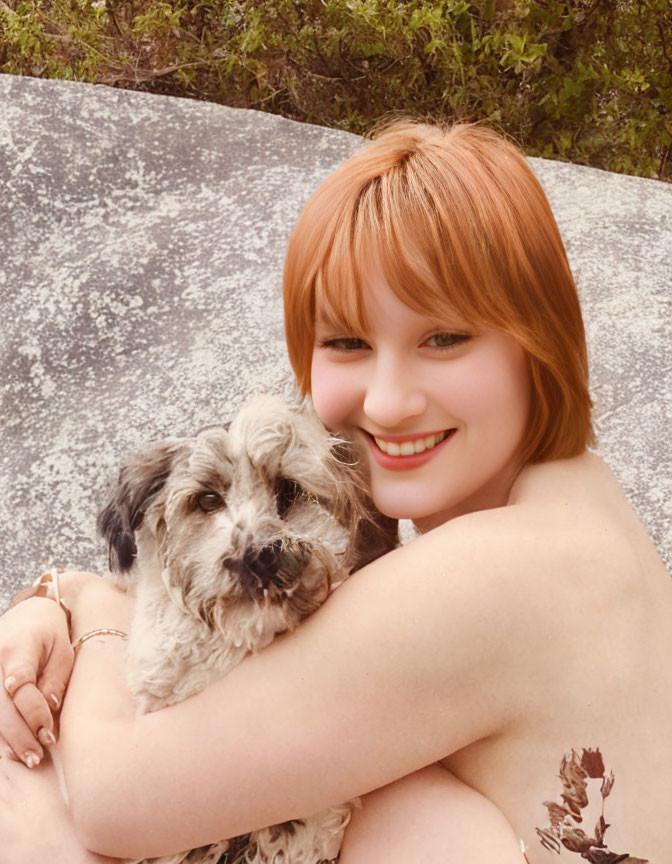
[
  {"x1": 0, "y1": 571, "x2": 97, "y2": 765},
  {"x1": 0, "y1": 597, "x2": 72, "y2": 765}
]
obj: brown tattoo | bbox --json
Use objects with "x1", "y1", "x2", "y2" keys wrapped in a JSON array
[{"x1": 536, "y1": 747, "x2": 649, "y2": 863}]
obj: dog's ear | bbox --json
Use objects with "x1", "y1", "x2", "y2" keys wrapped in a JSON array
[
  {"x1": 328, "y1": 439, "x2": 399, "y2": 572},
  {"x1": 97, "y1": 439, "x2": 185, "y2": 576}
]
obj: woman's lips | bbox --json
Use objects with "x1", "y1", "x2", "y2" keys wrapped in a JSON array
[{"x1": 364, "y1": 429, "x2": 456, "y2": 471}]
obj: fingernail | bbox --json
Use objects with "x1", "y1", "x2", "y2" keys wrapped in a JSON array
[
  {"x1": 49, "y1": 693, "x2": 60, "y2": 711},
  {"x1": 4, "y1": 676, "x2": 16, "y2": 695},
  {"x1": 38, "y1": 727, "x2": 56, "y2": 746},
  {"x1": 23, "y1": 752, "x2": 40, "y2": 769}
]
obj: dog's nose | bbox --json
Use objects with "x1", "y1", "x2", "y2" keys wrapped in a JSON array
[
  {"x1": 243, "y1": 542, "x2": 283, "y2": 587},
  {"x1": 222, "y1": 541, "x2": 285, "y2": 592}
]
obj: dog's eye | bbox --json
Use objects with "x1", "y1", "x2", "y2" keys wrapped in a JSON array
[
  {"x1": 195, "y1": 492, "x2": 224, "y2": 513},
  {"x1": 275, "y1": 477, "x2": 303, "y2": 519}
]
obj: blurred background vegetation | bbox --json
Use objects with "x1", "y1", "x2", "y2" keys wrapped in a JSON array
[{"x1": 1, "y1": 0, "x2": 670, "y2": 181}]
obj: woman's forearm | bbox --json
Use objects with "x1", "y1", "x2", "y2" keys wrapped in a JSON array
[
  {"x1": 60, "y1": 581, "x2": 329, "y2": 857},
  {"x1": 60, "y1": 575, "x2": 362, "y2": 858},
  {"x1": 57, "y1": 521, "x2": 527, "y2": 860},
  {"x1": 58, "y1": 579, "x2": 141, "y2": 850}
]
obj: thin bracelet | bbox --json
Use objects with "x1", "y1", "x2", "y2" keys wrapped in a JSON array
[{"x1": 72, "y1": 628, "x2": 128, "y2": 650}]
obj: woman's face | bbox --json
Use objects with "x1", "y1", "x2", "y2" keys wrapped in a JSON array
[{"x1": 310, "y1": 271, "x2": 531, "y2": 531}]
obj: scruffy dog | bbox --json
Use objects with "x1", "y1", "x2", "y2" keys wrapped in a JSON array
[{"x1": 97, "y1": 395, "x2": 398, "y2": 864}]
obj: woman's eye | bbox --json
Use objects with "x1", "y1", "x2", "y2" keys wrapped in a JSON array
[
  {"x1": 320, "y1": 337, "x2": 370, "y2": 351},
  {"x1": 195, "y1": 492, "x2": 224, "y2": 513},
  {"x1": 424, "y1": 333, "x2": 470, "y2": 349}
]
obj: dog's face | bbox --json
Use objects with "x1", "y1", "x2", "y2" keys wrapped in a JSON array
[{"x1": 98, "y1": 397, "x2": 393, "y2": 636}]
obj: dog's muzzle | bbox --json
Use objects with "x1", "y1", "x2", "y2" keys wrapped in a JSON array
[{"x1": 223, "y1": 539, "x2": 313, "y2": 596}]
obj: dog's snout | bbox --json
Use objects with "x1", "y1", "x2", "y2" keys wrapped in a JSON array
[
  {"x1": 222, "y1": 541, "x2": 284, "y2": 592},
  {"x1": 244, "y1": 542, "x2": 284, "y2": 588},
  {"x1": 222, "y1": 539, "x2": 316, "y2": 597}
]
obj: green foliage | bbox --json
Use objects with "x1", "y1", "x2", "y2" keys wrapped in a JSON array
[{"x1": 1, "y1": 0, "x2": 670, "y2": 180}]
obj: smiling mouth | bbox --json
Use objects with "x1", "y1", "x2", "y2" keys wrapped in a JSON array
[{"x1": 370, "y1": 430, "x2": 454, "y2": 457}]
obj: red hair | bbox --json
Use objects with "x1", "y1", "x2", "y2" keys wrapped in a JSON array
[{"x1": 283, "y1": 120, "x2": 594, "y2": 463}]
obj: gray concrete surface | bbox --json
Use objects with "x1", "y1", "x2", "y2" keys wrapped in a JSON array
[{"x1": 0, "y1": 73, "x2": 670, "y2": 608}]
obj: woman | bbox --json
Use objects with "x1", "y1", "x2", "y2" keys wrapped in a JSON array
[{"x1": 0, "y1": 120, "x2": 670, "y2": 864}]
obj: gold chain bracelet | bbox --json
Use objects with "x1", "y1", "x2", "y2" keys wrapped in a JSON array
[{"x1": 72, "y1": 628, "x2": 128, "y2": 651}]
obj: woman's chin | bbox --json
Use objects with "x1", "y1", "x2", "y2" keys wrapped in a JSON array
[{"x1": 369, "y1": 489, "x2": 449, "y2": 529}]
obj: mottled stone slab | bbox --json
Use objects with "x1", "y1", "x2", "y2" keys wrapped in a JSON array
[{"x1": 0, "y1": 74, "x2": 670, "y2": 607}]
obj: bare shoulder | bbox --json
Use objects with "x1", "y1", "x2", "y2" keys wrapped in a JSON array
[
  {"x1": 507, "y1": 451, "x2": 670, "y2": 588},
  {"x1": 349, "y1": 496, "x2": 575, "y2": 692},
  {"x1": 383, "y1": 451, "x2": 669, "y2": 665},
  {"x1": 390, "y1": 484, "x2": 578, "y2": 622}
]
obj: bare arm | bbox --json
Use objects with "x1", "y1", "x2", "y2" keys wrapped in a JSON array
[{"x1": 61, "y1": 511, "x2": 547, "y2": 859}]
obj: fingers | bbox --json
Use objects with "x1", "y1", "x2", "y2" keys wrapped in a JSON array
[
  {"x1": 3, "y1": 660, "x2": 40, "y2": 701},
  {"x1": 3, "y1": 665, "x2": 53, "y2": 737},
  {"x1": 0, "y1": 594, "x2": 76, "y2": 767},
  {"x1": 0, "y1": 685, "x2": 45, "y2": 767},
  {"x1": 36, "y1": 635, "x2": 74, "y2": 716},
  {"x1": 0, "y1": 605, "x2": 74, "y2": 749},
  {"x1": 1, "y1": 652, "x2": 59, "y2": 762}
]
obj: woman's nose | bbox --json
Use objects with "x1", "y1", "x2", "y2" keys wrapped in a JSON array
[{"x1": 362, "y1": 359, "x2": 427, "y2": 429}]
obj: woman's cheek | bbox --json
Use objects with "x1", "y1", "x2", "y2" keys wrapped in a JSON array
[{"x1": 310, "y1": 354, "x2": 352, "y2": 431}]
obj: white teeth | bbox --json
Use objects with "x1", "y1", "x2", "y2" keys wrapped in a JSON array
[{"x1": 373, "y1": 430, "x2": 450, "y2": 456}]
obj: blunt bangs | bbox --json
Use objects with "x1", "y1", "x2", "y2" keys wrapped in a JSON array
[{"x1": 313, "y1": 160, "x2": 494, "y2": 345}]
